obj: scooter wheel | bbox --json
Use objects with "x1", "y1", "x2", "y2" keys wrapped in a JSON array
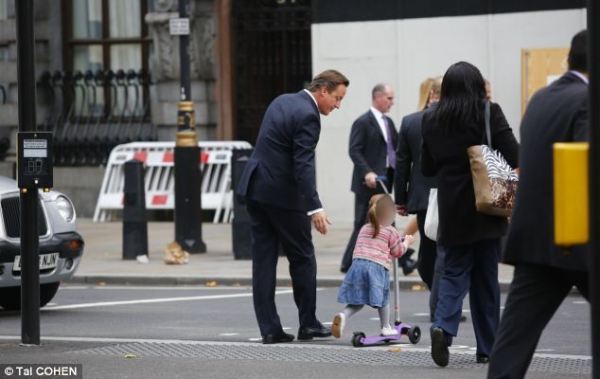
[
  {"x1": 352, "y1": 332, "x2": 366, "y2": 347},
  {"x1": 408, "y1": 326, "x2": 421, "y2": 344}
]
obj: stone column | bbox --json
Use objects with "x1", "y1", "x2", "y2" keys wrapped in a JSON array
[{"x1": 145, "y1": 0, "x2": 217, "y2": 141}]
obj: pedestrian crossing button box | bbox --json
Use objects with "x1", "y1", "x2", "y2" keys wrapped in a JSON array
[{"x1": 17, "y1": 132, "x2": 53, "y2": 189}]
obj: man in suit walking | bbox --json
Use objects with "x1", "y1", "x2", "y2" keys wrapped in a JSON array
[
  {"x1": 340, "y1": 84, "x2": 408, "y2": 272},
  {"x1": 395, "y1": 77, "x2": 440, "y2": 314},
  {"x1": 236, "y1": 70, "x2": 349, "y2": 344},
  {"x1": 488, "y1": 30, "x2": 589, "y2": 378}
]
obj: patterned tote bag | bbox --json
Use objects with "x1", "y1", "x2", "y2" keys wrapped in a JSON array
[{"x1": 467, "y1": 102, "x2": 519, "y2": 217}]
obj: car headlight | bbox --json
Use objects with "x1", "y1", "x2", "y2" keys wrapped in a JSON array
[{"x1": 55, "y1": 195, "x2": 75, "y2": 222}]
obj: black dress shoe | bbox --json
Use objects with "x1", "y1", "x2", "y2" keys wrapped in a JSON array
[
  {"x1": 401, "y1": 258, "x2": 418, "y2": 276},
  {"x1": 262, "y1": 332, "x2": 294, "y2": 344},
  {"x1": 430, "y1": 327, "x2": 450, "y2": 367},
  {"x1": 476, "y1": 354, "x2": 490, "y2": 364},
  {"x1": 398, "y1": 248, "x2": 417, "y2": 275},
  {"x1": 298, "y1": 324, "x2": 332, "y2": 340}
]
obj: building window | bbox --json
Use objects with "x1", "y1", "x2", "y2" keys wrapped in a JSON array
[{"x1": 64, "y1": 0, "x2": 150, "y2": 115}]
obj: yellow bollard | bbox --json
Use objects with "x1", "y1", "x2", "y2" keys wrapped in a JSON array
[{"x1": 553, "y1": 142, "x2": 589, "y2": 246}]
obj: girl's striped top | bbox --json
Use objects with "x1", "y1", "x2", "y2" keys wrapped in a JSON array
[{"x1": 352, "y1": 224, "x2": 405, "y2": 270}]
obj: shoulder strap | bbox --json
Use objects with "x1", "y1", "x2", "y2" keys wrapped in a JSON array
[{"x1": 484, "y1": 101, "x2": 492, "y2": 147}]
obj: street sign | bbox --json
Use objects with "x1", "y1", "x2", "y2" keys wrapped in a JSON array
[
  {"x1": 17, "y1": 131, "x2": 53, "y2": 189},
  {"x1": 169, "y1": 18, "x2": 190, "y2": 36}
]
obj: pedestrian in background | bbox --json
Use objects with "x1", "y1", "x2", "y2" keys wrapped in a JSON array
[
  {"x1": 236, "y1": 69, "x2": 349, "y2": 344},
  {"x1": 341, "y1": 84, "x2": 416, "y2": 275},
  {"x1": 488, "y1": 30, "x2": 589, "y2": 379},
  {"x1": 421, "y1": 61, "x2": 519, "y2": 367},
  {"x1": 395, "y1": 76, "x2": 441, "y2": 318},
  {"x1": 332, "y1": 194, "x2": 414, "y2": 338}
]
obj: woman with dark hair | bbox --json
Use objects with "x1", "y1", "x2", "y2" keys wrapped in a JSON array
[{"x1": 421, "y1": 62, "x2": 519, "y2": 367}]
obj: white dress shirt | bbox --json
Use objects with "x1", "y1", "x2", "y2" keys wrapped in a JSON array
[
  {"x1": 570, "y1": 70, "x2": 589, "y2": 85},
  {"x1": 370, "y1": 106, "x2": 388, "y2": 143},
  {"x1": 303, "y1": 89, "x2": 324, "y2": 217}
]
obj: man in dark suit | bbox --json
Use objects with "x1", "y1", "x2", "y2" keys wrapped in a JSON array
[
  {"x1": 236, "y1": 70, "x2": 349, "y2": 344},
  {"x1": 488, "y1": 30, "x2": 589, "y2": 379},
  {"x1": 340, "y1": 84, "x2": 407, "y2": 272},
  {"x1": 395, "y1": 77, "x2": 440, "y2": 313}
]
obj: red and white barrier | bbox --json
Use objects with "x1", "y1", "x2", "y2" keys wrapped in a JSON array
[{"x1": 93, "y1": 141, "x2": 252, "y2": 223}]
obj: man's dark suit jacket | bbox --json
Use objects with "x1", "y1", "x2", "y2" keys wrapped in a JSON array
[
  {"x1": 504, "y1": 72, "x2": 589, "y2": 271},
  {"x1": 395, "y1": 109, "x2": 437, "y2": 213},
  {"x1": 421, "y1": 102, "x2": 519, "y2": 247},
  {"x1": 349, "y1": 110, "x2": 398, "y2": 193},
  {"x1": 236, "y1": 90, "x2": 322, "y2": 212}
]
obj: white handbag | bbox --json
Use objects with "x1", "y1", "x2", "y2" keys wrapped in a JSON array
[{"x1": 424, "y1": 188, "x2": 439, "y2": 241}]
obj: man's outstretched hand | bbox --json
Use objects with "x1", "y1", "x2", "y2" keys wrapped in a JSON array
[{"x1": 312, "y1": 211, "x2": 332, "y2": 235}]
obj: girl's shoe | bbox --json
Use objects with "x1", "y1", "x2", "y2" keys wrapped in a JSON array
[
  {"x1": 381, "y1": 325, "x2": 398, "y2": 336},
  {"x1": 332, "y1": 313, "x2": 346, "y2": 338}
]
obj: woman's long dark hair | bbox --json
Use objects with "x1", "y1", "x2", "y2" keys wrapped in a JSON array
[{"x1": 435, "y1": 61, "x2": 486, "y2": 128}]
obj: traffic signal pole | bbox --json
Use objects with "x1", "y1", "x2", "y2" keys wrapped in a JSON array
[
  {"x1": 173, "y1": 0, "x2": 206, "y2": 254},
  {"x1": 15, "y1": 0, "x2": 40, "y2": 345},
  {"x1": 588, "y1": 0, "x2": 600, "y2": 377}
]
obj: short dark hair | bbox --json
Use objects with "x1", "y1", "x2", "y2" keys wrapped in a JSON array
[
  {"x1": 307, "y1": 69, "x2": 349, "y2": 92},
  {"x1": 568, "y1": 30, "x2": 588, "y2": 72},
  {"x1": 372, "y1": 83, "x2": 388, "y2": 99}
]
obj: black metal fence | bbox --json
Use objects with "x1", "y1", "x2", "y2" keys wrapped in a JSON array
[{"x1": 38, "y1": 69, "x2": 157, "y2": 166}]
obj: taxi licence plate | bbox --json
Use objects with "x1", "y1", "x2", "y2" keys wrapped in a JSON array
[{"x1": 13, "y1": 253, "x2": 59, "y2": 271}]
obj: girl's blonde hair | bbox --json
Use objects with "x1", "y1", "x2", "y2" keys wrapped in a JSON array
[{"x1": 367, "y1": 194, "x2": 395, "y2": 238}]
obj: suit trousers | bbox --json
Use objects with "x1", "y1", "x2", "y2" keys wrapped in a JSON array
[
  {"x1": 246, "y1": 200, "x2": 319, "y2": 337},
  {"x1": 433, "y1": 239, "x2": 500, "y2": 357},
  {"x1": 416, "y1": 210, "x2": 437, "y2": 288},
  {"x1": 341, "y1": 190, "x2": 372, "y2": 271},
  {"x1": 487, "y1": 264, "x2": 589, "y2": 379}
]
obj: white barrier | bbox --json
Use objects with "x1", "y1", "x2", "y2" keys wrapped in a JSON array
[{"x1": 93, "y1": 141, "x2": 252, "y2": 223}]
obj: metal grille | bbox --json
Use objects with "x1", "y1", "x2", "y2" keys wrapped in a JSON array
[
  {"x1": 1, "y1": 197, "x2": 48, "y2": 238},
  {"x1": 75, "y1": 341, "x2": 591, "y2": 375},
  {"x1": 233, "y1": 0, "x2": 312, "y2": 144}
]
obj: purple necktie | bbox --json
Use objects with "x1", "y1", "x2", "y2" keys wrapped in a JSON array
[{"x1": 383, "y1": 116, "x2": 396, "y2": 169}]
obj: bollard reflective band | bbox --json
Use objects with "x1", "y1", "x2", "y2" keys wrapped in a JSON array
[
  {"x1": 553, "y1": 142, "x2": 589, "y2": 246},
  {"x1": 177, "y1": 101, "x2": 195, "y2": 130}
]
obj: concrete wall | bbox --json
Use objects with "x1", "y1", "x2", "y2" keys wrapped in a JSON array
[{"x1": 312, "y1": 8, "x2": 587, "y2": 225}]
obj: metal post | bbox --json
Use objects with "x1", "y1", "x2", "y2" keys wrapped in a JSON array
[
  {"x1": 15, "y1": 0, "x2": 40, "y2": 345},
  {"x1": 173, "y1": 0, "x2": 206, "y2": 253},
  {"x1": 589, "y1": 0, "x2": 600, "y2": 377}
]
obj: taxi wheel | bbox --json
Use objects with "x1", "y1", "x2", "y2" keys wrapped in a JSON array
[{"x1": 0, "y1": 282, "x2": 60, "y2": 310}]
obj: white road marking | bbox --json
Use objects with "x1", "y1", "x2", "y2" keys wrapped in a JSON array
[
  {"x1": 413, "y1": 313, "x2": 429, "y2": 317},
  {"x1": 61, "y1": 285, "x2": 254, "y2": 291},
  {"x1": 92, "y1": 286, "x2": 254, "y2": 291},
  {"x1": 219, "y1": 333, "x2": 240, "y2": 337},
  {"x1": 282, "y1": 327, "x2": 292, "y2": 331},
  {"x1": 573, "y1": 301, "x2": 587, "y2": 305},
  {"x1": 322, "y1": 322, "x2": 332, "y2": 326},
  {"x1": 41, "y1": 290, "x2": 294, "y2": 311},
  {"x1": 0, "y1": 335, "x2": 590, "y2": 360}
]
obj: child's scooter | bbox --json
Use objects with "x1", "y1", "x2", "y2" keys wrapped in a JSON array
[{"x1": 351, "y1": 177, "x2": 422, "y2": 348}]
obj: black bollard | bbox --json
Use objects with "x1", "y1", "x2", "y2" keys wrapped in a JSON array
[
  {"x1": 231, "y1": 149, "x2": 253, "y2": 260},
  {"x1": 122, "y1": 159, "x2": 148, "y2": 260}
]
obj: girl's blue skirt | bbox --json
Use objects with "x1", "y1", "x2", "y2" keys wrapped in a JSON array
[{"x1": 337, "y1": 258, "x2": 389, "y2": 308}]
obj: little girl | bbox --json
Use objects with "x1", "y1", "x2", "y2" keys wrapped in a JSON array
[{"x1": 332, "y1": 194, "x2": 414, "y2": 338}]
